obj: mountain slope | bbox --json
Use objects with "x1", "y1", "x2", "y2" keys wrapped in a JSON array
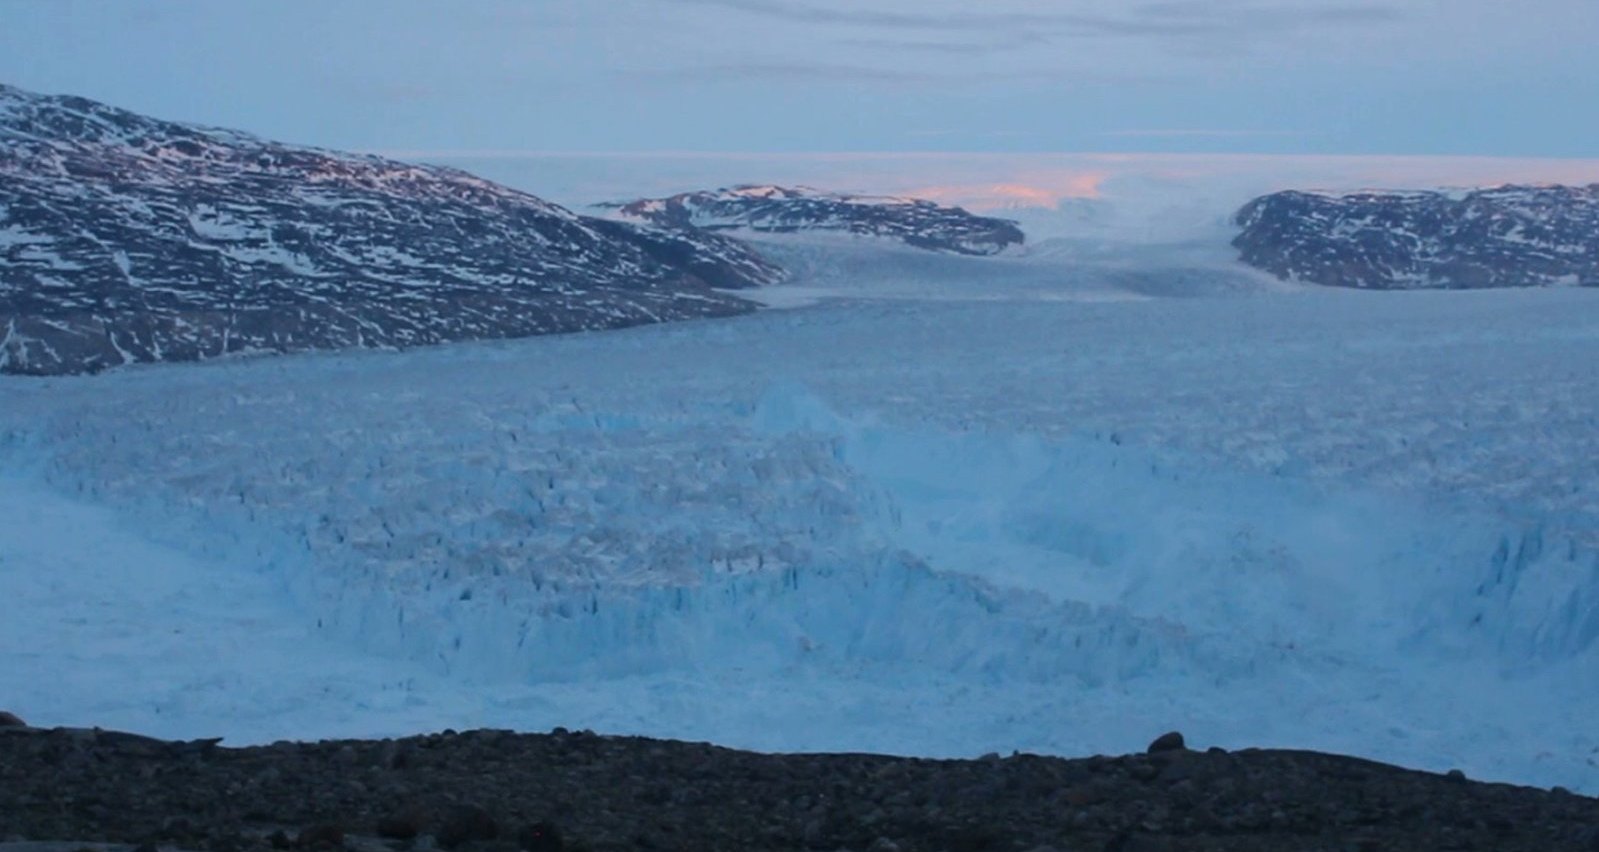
[
  {"x1": 1233, "y1": 185, "x2": 1599, "y2": 289},
  {"x1": 0, "y1": 84, "x2": 783, "y2": 376},
  {"x1": 607, "y1": 185, "x2": 1026, "y2": 256}
]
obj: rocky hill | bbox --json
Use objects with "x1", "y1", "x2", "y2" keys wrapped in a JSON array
[
  {"x1": 606, "y1": 185, "x2": 1025, "y2": 256},
  {"x1": 1233, "y1": 185, "x2": 1599, "y2": 289},
  {"x1": 0, "y1": 84, "x2": 783, "y2": 376},
  {"x1": 2, "y1": 722, "x2": 1596, "y2": 852}
]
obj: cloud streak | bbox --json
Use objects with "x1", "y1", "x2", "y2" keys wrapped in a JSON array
[
  {"x1": 629, "y1": 61, "x2": 934, "y2": 84},
  {"x1": 1102, "y1": 129, "x2": 1311, "y2": 139},
  {"x1": 842, "y1": 31, "x2": 1053, "y2": 56},
  {"x1": 668, "y1": 0, "x2": 1405, "y2": 39},
  {"x1": 622, "y1": 61, "x2": 1160, "y2": 86}
]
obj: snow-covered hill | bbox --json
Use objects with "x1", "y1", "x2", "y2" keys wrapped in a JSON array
[
  {"x1": 605, "y1": 185, "x2": 1025, "y2": 256},
  {"x1": 0, "y1": 84, "x2": 783, "y2": 376},
  {"x1": 1234, "y1": 185, "x2": 1599, "y2": 289}
]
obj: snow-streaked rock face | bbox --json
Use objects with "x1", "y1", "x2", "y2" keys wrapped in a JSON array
[
  {"x1": 606, "y1": 185, "x2": 1026, "y2": 256},
  {"x1": 0, "y1": 84, "x2": 784, "y2": 376},
  {"x1": 1233, "y1": 185, "x2": 1599, "y2": 289}
]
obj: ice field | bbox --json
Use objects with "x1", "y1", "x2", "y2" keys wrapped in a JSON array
[{"x1": 3, "y1": 237, "x2": 1599, "y2": 792}]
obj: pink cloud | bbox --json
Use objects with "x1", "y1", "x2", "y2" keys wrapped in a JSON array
[
  {"x1": 407, "y1": 150, "x2": 1599, "y2": 228},
  {"x1": 901, "y1": 176, "x2": 1109, "y2": 209}
]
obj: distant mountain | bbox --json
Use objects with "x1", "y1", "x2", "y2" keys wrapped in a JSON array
[
  {"x1": 605, "y1": 185, "x2": 1025, "y2": 256},
  {"x1": 0, "y1": 84, "x2": 783, "y2": 376},
  {"x1": 1233, "y1": 185, "x2": 1599, "y2": 289}
]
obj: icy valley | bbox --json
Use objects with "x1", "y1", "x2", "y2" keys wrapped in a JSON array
[
  {"x1": 4, "y1": 244, "x2": 1599, "y2": 792},
  {"x1": 4, "y1": 87, "x2": 1599, "y2": 796}
]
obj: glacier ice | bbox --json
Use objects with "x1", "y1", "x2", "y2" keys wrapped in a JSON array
[{"x1": 2, "y1": 280, "x2": 1599, "y2": 792}]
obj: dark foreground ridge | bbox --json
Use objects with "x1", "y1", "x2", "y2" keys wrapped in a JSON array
[{"x1": 3, "y1": 722, "x2": 1597, "y2": 852}]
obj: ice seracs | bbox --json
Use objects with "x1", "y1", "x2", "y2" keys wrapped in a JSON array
[
  {"x1": 6, "y1": 287, "x2": 1599, "y2": 790},
  {"x1": 1233, "y1": 184, "x2": 1599, "y2": 289}
]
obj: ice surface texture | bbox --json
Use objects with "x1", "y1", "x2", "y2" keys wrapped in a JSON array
[{"x1": 4, "y1": 283, "x2": 1599, "y2": 792}]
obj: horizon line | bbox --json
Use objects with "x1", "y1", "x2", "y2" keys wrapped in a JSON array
[{"x1": 371, "y1": 149, "x2": 1599, "y2": 165}]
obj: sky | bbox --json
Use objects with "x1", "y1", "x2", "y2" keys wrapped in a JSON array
[
  {"x1": 418, "y1": 151, "x2": 1599, "y2": 241},
  {"x1": 3, "y1": 0, "x2": 1599, "y2": 158}
]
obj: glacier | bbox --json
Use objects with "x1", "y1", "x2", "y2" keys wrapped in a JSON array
[{"x1": 2, "y1": 247, "x2": 1598, "y2": 793}]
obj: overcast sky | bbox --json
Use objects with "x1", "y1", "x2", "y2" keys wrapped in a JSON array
[{"x1": 2, "y1": 0, "x2": 1597, "y2": 157}]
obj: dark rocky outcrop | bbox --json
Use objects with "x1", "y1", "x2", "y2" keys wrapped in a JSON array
[
  {"x1": 0, "y1": 84, "x2": 784, "y2": 376},
  {"x1": 1233, "y1": 185, "x2": 1599, "y2": 289},
  {"x1": 605, "y1": 185, "x2": 1026, "y2": 256},
  {"x1": 1146, "y1": 731, "x2": 1186, "y2": 754},
  {"x1": 3, "y1": 724, "x2": 1596, "y2": 852}
]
